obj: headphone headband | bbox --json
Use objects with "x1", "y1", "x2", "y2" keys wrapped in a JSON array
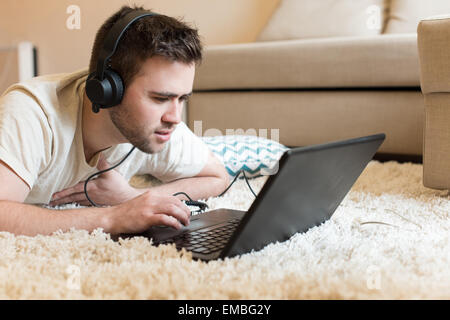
[
  {"x1": 96, "y1": 10, "x2": 158, "y2": 80},
  {"x1": 87, "y1": 10, "x2": 159, "y2": 113}
]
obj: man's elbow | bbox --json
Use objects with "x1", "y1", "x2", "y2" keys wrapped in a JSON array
[
  {"x1": 219, "y1": 170, "x2": 231, "y2": 192},
  {"x1": 200, "y1": 151, "x2": 230, "y2": 197},
  {"x1": 214, "y1": 165, "x2": 230, "y2": 196}
]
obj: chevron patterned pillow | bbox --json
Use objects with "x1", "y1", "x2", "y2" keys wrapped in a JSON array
[{"x1": 201, "y1": 135, "x2": 289, "y2": 178}]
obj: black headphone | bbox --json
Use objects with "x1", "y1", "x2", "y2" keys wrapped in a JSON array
[{"x1": 86, "y1": 10, "x2": 158, "y2": 113}]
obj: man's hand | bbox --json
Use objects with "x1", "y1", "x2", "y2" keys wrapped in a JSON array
[
  {"x1": 49, "y1": 154, "x2": 140, "y2": 207},
  {"x1": 106, "y1": 190, "x2": 191, "y2": 234}
]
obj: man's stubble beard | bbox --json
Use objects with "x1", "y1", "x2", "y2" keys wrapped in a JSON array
[{"x1": 108, "y1": 105, "x2": 161, "y2": 154}]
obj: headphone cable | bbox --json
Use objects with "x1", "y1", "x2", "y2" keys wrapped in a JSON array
[
  {"x1": 84, "y1": 146, "x2": 136, "y2": 207},
  {"x1": 172, "y1": 170, "x2": 257, "y2": 214},
  {"x1": 85, "y1": 148, "x2": 258, "y2": 209},
  {"x1": 218, "y1": 170, "x2": 257, "y2": 198}
]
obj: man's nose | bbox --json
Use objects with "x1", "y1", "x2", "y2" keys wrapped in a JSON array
[{"x1": 162, "y1": 100, "x2": 182, "y2": 124}]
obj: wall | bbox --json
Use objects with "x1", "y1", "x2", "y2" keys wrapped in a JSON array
[{"x1": 0, "y1": 0, "x2": 280, "y2": 75}]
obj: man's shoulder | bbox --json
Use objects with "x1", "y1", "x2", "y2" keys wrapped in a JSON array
[
  {"x1": 1, "y1": 68, "x2": 88, "y2": 121},
  {"x1": 1, "y1": 68, "x2": 89, "y2": 107},
  {"x1": 0, "y1": 86, "x2": 43, "y2": 115}
]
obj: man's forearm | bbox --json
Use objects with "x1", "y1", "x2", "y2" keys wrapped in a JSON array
[
  {"x1": 135, "y1": 176, "x2": 229, "y2": 201},
  {"x1": 0, "y1": 200, "x2": 111, "y2": 237}
]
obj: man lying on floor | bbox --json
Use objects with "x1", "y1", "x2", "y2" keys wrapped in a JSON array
[{"x1": 0, "y1": 6, "x2": 229, "y2": 236}]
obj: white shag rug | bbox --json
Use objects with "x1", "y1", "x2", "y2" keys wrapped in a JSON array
[{"x1": 0, "y1": 160, "x2": 449, "y2": 299}]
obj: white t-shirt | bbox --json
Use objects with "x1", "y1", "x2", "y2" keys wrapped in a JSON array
[{"x1": 0, "y1": 68, "x2": 210, "y2": 204}]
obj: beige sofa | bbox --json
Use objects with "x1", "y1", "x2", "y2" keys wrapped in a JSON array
[
  {"x1": 188, "y1": 0, "x2": 450, "y2": 166},
  {"x1": 418, "y1": 16, "x2": 450, "y2": 190}
]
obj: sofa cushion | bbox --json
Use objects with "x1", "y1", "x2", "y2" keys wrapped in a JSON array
[
  {"x1": 385, "y1": 0, "x2": 450, "y2": 33},
  {"x1": 257, "y1": 0, "x2": 386, "y2": 41},
  {"x1": 202, "y1": 135, "x2": 288, "y2": 178},
  {"x1": 194, "y1": 34, "x2": 419, "y2": 90}
]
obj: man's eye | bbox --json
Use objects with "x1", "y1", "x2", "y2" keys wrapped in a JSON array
[{"x1": 154, "y1": 97, "x2": 168, "y2": 102}]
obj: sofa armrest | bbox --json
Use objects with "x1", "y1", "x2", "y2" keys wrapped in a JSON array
[{"x1": 418, "y1": 16, "x2": 450, "y2": 190}]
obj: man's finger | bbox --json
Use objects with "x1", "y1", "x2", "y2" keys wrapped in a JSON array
[
  {"x1": 51, "y1": 182, "x2": 86, "y2": 201},
  {"x1": 169, "y1": 196, "x2": 191, "y2": 217},
  {"x1": 154, "y1": 201, "x2": 190, "y2": 226},
  {"x1": 49, "y1": 192, "x2": 86, "y2": 207},
  {"x1": 153, "y1": 214, "x2": 183, "y2": 230},
  {"x1": 77, "y1": 200, "x2": 94, "y2": 207}
]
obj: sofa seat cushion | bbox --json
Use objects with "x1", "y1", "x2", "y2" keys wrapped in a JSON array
[{"x1": 194, "y1": 34, "x2": 420, "y2": 91}]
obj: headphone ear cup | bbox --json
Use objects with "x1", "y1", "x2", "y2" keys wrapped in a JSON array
[
  {"x1": 104, "y1": 69, "x2": 124, "y2": 108},
  {"x1": 85, "y1": 69, "x2": 124, "y2": 110},
  {"x1": 86, "y1": 71, "x2": 104, "y2": 106}
]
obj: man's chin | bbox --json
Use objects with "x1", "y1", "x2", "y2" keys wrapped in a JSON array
[{"x1": 133, "y1": 139, "x2": 167, "y2": 154}]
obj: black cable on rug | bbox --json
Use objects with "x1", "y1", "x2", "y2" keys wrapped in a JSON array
[
  {"x1": 84, "y1": 148, "x2": 258, "y2": 212},
  {"x1": 218, "y1": 170, "x2": 257, "y2": 198}
]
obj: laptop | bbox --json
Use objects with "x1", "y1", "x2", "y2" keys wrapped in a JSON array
[{"x1": 118, "y1": 133, "x2": 385, "y2": 261}]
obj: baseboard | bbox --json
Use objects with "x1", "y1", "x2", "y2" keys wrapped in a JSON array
[
  {"x1": 284, "y1": 145, "x2": 423, "y2": 164},
  {"x1": 373, "y1": 152, "x2": 423, "y2": 164}
]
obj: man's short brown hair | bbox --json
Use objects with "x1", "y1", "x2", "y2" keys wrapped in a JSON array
[{"x1": 88, "y1": 5, "x2": 203, "y2": 89}]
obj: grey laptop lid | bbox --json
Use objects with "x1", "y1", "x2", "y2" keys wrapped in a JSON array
[{"x1": 220, "y1": 133, "x2": 385, "y2": 258}]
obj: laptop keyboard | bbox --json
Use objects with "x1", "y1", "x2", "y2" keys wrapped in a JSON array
[{"x1": 156, "y1": 218, "x2": 241, "y2": 255}]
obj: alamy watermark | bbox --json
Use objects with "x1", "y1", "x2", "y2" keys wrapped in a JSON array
[
  {"x1": 366, "y1": 5, "x2": 382, "y2": 31},
  {"x1": 66, "y1": 264, "x2": 81, "y2": 291},
  {"x1": 366, "y1": 265, "x2": 382, "y2": 291},
  {"x1": 192, "y1": 120, "x2": 281, "y2": 175},
  {"x1": 66, "y1": 5, "x2": 81, "y2": 30}
]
